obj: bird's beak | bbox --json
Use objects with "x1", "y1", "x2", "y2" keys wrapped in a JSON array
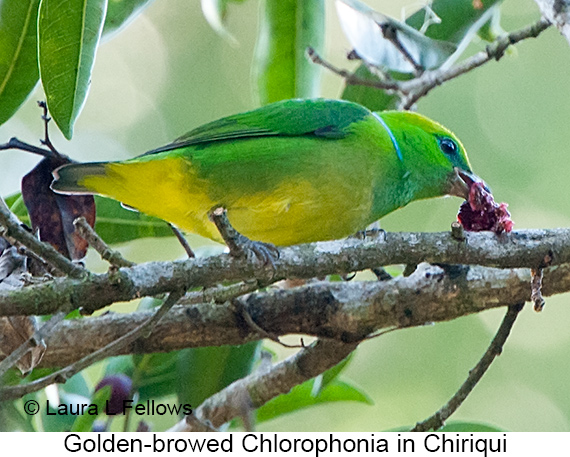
[{"x1": 448, "y1": 167, "x2": 489, "y2": 200}]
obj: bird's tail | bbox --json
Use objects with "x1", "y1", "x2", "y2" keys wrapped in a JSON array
[{"x1": 51, "y1": 162, "x2": 108, "y2": 194}]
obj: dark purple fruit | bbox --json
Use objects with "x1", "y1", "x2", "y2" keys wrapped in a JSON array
[{"x1": 95, "y1": 374, "x2": 133, "y2": 415}]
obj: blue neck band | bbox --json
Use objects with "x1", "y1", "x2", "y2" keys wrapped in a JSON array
[{"x1": 373, "y1": 113, "x2": 402, "y2": 162}]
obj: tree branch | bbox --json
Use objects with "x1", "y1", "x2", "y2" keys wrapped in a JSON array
[
  {"x1": 310, "y1": 17, "x2": 551, "y2": 109},
  {"x1": 0, "y1": 289, "x2": 185, "y2": 399},
  {"x1": 0, "y1": 228, "x2": 567, "y2": 317},
  {"x1": 535, "y1": 0, "x2": 570, "y2": 46},
  {"x1": 168, "y1": 338, "x2": 358, "y2": 431},
  {"x1": 10, "y1": 260, "x2": 567, "y2": 369},
  {"x1": 411, "y1": 303, "x2": 524, "y2": 432},
  {"x1": 0, "y1": 198, "x2": 86, "y2": 279}
]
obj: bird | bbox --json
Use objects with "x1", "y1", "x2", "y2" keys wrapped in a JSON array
[{"x1": 51, "y1": 98, "x2": 482, "y2": 247}]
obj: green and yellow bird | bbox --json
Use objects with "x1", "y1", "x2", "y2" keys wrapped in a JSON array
[{"x1": 52, "y1": 98, "x2": 482, "y2": 246}]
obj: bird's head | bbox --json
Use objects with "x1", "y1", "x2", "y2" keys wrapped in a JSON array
[{"x1": 376, "y1": 111, "x2": 488, "y2": 201}]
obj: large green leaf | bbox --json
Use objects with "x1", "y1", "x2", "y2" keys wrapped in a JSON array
[
  {"x1": 38, "y1": 0, "x2": 107, "y2": 139},
  {"x1": 0, "y1": 0, "x2": 40, "y2": 126},
  {"x1": 103, "y1": 0, "x2": 155, "y2": 37},
  {"x1": 256, "y1": 378, "x2": 372, "y2": 423},
  {"x1": 5, "y1": 193, "x2": 173, "y2": 245},
  {"x1": 132, "y1": 351, "x2": 180, "y2": 403},
  {"x1": 0, "y1": 399, "x2": 35, "y2": 431},
  {"x1": 253, "y1": 0, "x2": 325, "y2": 105}
]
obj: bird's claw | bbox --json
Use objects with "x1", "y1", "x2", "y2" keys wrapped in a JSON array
[{"x1": 237, "y1": 235, "x2": 280, "y2": 268}]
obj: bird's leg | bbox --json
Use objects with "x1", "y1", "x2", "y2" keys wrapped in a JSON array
[{"x1": 208, "y1": 207, "x2": 280, "y2": 266}]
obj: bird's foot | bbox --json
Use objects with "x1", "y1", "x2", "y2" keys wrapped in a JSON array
[
  {"x1": 209, "y1": 207, "x2": 280, "y2": 268},
  {"x1": 350, "y1": 224, "x2": 386, "y2": 242}
]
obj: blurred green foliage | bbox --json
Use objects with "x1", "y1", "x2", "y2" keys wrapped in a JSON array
[{"x1": 1, "y1": 0, "x2": 569, "y2": 432}]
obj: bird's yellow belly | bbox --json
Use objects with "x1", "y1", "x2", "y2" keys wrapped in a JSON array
[
  {"x1": 226, "y1": 179, "x2": 372, "y2": 245},
  {"x1": 82, "y1": 151, "x2": 372, "y2": 245},
  {"x1": 81, "y1": 156, "x2": 374, "y2": 246}
]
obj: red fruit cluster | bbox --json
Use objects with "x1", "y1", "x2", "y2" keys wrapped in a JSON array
[{"x1": 457, "y1": 182, "x2": 513, "y2": 234}]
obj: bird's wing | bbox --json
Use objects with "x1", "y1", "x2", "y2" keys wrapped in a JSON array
[{"x1": 144, "y1": 99, "x2": 372, "y2": 155}]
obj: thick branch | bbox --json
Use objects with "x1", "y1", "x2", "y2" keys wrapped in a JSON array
[
  {"x1": 22, "y1": 261, "x2": 570, "y2": 368},
  {"x1": 0, "y1": 290, "x2": 185, "y2": 400},
  {"x1": 0, "y1": 228, "x2": 567, "y2": 317}
]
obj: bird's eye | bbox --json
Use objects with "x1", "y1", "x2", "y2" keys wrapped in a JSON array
[{"x1": 438, "y1": 137, "x2": 458, "y2": 155}]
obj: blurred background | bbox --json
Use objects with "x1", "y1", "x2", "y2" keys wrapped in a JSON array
[{"x1": 1, "y1": 0, "x2": 569, "y2": 431}]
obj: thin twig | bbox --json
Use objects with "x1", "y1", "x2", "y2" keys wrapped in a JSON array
[
  {"x1": 0, "y1": 197, "x2": 86, "y2": 279},
  {"x1": 411, "y1": 303, "x2": 524, "y2": 432},
  {"x1": 380, "y1": 23, "x2": 424, "y2": 75},
  {"x1": 531, "y1": 268, "x2": 545, "y2": 312},
  {"x1": 37, "y1": 101, "x2": 61, "y2": 157},
  {"x1": 74, "y1": 217, "x2": 134, "y2": 268},
  {"x1": 168, "y1": 223, "x2": 195, "y2": 258},
  {"x1": 306, "y1": 47, "x2": 400, "y2": 91},
  {"x1": 0, "y1": 289, "x2": 185, "y2": 400},
  {"x1": 0, "y1": 312, "x2": 65, "y2": 380},
  {"x1": 399, "y1": 17, "x2": 552, "y2": 108},
  {"x1": 0, "y1": 137, "x2": 55, "y2": 158},
  {"x1": 309, "y1": 18, "x2": 551, "y2": 110},
  {"x1": 179, "y1": 280, "x2": 261, "y2": 306}
]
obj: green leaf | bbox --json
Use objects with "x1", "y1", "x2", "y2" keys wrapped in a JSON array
[
  {"x1": 341, "y1": 0, "x2": 504, "y2": 110},
  {"x1": 405, "y1": 0, "x2": 504, "y2": 44},
  {"x1": 176, "y1": 342, "x2": 259, "y2": 407},
  {"x1": 388, "y1": 421, "x2": 506, "y2": 432},
  {"x1": 38, "y1": 0, "x2": 107, "y2": 139},
  {"x1": 0, "y1": 399, "x2": 35, "y2": 431},
  {"x1": 337, "y1": 0, "x2": 457, "y2": 73},
  {"x1": 0, "y1": 0, "x2": 40, "y2": 126},
  {"x1": 132, "y1": 351, "x2": 179, "y2": 402},
  {"x1": 310, "y1": 353, "x2": 354, "y2": 398},
  {"x1": 439, "y1": 421, "x2": 506, "y2": 432},
  {"x1": 5, "y1": 192, "x2": 174, "y2": 245},
  {"x1": 253, "y1": 0, "x2": 325, "y2": 105},
  {"x1": 341, "y1": 66, "x2": 402, "y2": 111},
  {"x1": 41, "y1": 392, "x2": 92, "y2": 432},
  {"x1": 103, "y1": 0, "x2": 155, "y2": 37},
  {"x1": 256, "y1": 378, "x2": 373, "y2": 424},
  {"x1": 70, "y1": 387, "x2": 110, "y2": 432},
  {"x1": 92, "y1": 196, "x2": 173, "y2": 245}
]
